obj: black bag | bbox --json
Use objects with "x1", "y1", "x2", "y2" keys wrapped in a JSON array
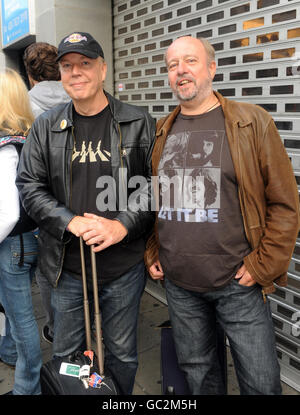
[
  {"x1": 161, "y1": 322, "x2": 227, "y2": 395},
  {"x1": 161, "y1": 326, "x2": 190, "y2": 395},
  {"x1": 40, "y1": 238, "x2": 118, "y2": 395}
]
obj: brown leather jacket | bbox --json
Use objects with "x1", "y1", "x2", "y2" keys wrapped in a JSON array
[{"x1": 145, "y1": 91, "x2": 300, "y2": 294}]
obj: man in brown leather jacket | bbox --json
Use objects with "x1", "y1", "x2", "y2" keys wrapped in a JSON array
[{"x1": 145, "y1": 36, "x2": 299, "y2": 395}]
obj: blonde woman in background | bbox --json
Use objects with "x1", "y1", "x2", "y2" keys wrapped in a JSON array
[{"x1": 0, "y1": 69, "x2": 42, "y2": 395}]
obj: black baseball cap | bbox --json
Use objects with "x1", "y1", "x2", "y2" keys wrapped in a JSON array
[{"x1": 56, "y1": 32, "x2": 104, "y2": 61}]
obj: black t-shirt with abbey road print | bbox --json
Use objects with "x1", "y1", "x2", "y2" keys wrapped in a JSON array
[
  {"x1": 158, "y1": 106, "x2": 251, "y2": 292},
  {"x1": 63, "y1": 105, "x2": 145, "y2": 284}
]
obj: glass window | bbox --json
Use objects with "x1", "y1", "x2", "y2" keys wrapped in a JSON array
[
  {"x1": 168, "y1": 23, "x2": 182, "y2": 33},
  {"x1": 219, "y1": 24, "x2": 236, "y2": 35},
  {"x1": 152, "y1": 28, "x2": 163, "y2": 37},
  {"x1": 153, "y1": 105, "x2": 164, "y2": 112},
  {"x1": 218, "y1": 56, "x2": 236, "y2": 66},
  {"x1": 275, "y1": 121, "x2": 293, "y2": 130},
  {"x1": 230, "y1": 38, "x2": 249, "y2": 48},
  {"x1": 257, "y1": 32, "x2": 279, "y2": 43},
  {"x1": 160, "y1": 39, "x2": 172, "y2": 48},
  {"x1": 160, "y1": 12, "x2": 172, "y2": 21},
  {"x1": 124, "y1": 13, "x2": 134, "y2": 21},
  {"x1": 152, "y1": 1, "x2": 164, "y2": 11},
  {"x1": 212, "y1": 42, "x2": 224, "y2": 51},
  {"x1": 145, "y1": 43, "x2": 156, "y2": 51},
  {"x1": 207, "y1": 11, "x2": 224, "y2": 22},
  {"x1": 153, "y1": 80, "x2": 164, "y2": 87},
  {"x1": 152, "y1": 54, "x2": 164, "y2": 62},
  {"x1": 138, "y1": 58, "x2": 148, "y2": 65},
  {"x1": 146, "y1": 94, "x2": 156, "y2": 100},
  {"x1": 137, "y1": 8, "x2": 147, "y2": 16},
  {"x1": 145, "y1": 18, "x2": 156, "y2": 26},
  {"x1": 131, "y1": 23, "x2": 141, "y2": 31},
  {"x1": 187, "y1": 17, "x2": 202, "y2": 28},
  {"x1": 272, "y1": 10, "x2": 296, "y2": 23},
  {"x1": 217, "y1": 88, "x2": 235, "y2": 96},
  {"x1": 161, "y1": 92, "x2": 173, "y2": 99},
  {"x1": 271, "y1": 48, "x2": 295, "y2": 59},
  {"x1": 258, "y1": 103, "x2": 277, "y2": 112},
  {"x1": 145, "y1": 69, "x2": 156, "y2": 75},
  {"x1": 285, "y1": 104, "x2": 300, "y2": 112},
  {"x1": 178, "y1": 6, "x2": 191, "y2": 16},
  {"x1": 131, "y1": 47, "x2": 141, "y2": 54},
  {"x1": 125, "y1": 60, "x2": 134, "y2": 67},
  {"x1": 138, "y1": 82, "x2": 149, "y2": 88},
  {"x1": 243, "y1": 17, "x2": 264, "y2": 30},
  {"x1": 257, "y1": 0, "x2": 279, "y2": 8},
  {"x1": 270, "y1": 85, "x2": 294, "y2": 94},
  {"x1": 286, "y1": 104, "x2": 300, "y2": 112},
  {"x1": 288, "y1": 28, "x2": 300, "y2": 39},
  {"x1": 138, "y1": 33, "x2": 148, "y2": 40},
  {"x1": 197, "y1": 30, "x2": 213, "y2": 38},
  {"x1": 132, "y1": 71, "x2": 142, "y2": 77},
  {"x1": 197, "y1": 0, "x2": 212, "y2": 10},
  {"x1": 230, "y1": 71, "x2": 249, "y2": 80},
  {"x1": 256, "y1": 68, "x2": 278, "y2": 78},
  {"x1": 231, "y1": 3, "x2": 250, "y2": 16},
  {"x1": 214, "y1": 73, "x2": 224, "y2": 82},
  {"x1": 243, "y1": 53, "x2": 263, "y2": 63},
  {"x1": 242, "y1": 87, "x2": 262, "y2": 95}
]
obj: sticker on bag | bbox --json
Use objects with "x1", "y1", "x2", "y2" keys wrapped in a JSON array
[{"x1": 59, "y1": 362, "x2": 80, "y2": 377}]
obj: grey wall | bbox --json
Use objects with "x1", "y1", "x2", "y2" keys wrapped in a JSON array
[{"x1": 55, "y1": 0, "x2": 114, "y2": 94}]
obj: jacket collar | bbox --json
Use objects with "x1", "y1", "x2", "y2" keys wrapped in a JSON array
[
  {"x1": 156, "y1": 91, "x2": 253, "y2": 138},
  {"x1": 51, "y1": 91, "x2": 145, "y2": 133}
]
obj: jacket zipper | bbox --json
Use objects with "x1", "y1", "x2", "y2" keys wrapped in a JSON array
[
  {"x1": 118, "y1": 123, "x2": 126, "y2": 193},
  {"x1": 55, "y1": 126, "x2": 75, "y2": 287}
]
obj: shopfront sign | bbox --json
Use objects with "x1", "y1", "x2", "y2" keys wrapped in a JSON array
[{"x1": 1, "y1": 0, "x2": 33, "y2": 47}]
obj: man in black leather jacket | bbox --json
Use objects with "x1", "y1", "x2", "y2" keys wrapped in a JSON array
[{"x1": 17, "y1": 32, "x2": 155, "y2": 395}]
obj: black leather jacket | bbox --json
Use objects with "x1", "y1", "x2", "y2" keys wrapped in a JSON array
[{"x1": 17, "y1": 92, "x2": 156, "y2": 287}]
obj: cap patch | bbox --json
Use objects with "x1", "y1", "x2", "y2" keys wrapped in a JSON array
[{"x1": 64, "y1": 33, "x2": 88, "y2": 44}]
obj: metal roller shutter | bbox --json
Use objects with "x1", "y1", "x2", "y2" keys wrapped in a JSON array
[{"x1": 113, "y1": 0, "x2": 300, "y2": 391}]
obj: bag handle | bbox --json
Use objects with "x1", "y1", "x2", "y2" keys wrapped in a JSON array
[{"x1": 80, "y1": 237, "x2": 104, "y2": 376}]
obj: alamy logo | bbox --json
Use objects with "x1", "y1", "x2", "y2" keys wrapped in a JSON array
[
  {"x1": 292, "y1": 311, "x2": 300, "y2": 337},
  {"x1": 291, "y1": 52, "x2": 300, "y2": 76}
]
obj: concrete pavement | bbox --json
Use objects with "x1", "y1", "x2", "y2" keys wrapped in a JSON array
[{"x1": 0, "y1": 279, "x2": 299, "y2": 395}]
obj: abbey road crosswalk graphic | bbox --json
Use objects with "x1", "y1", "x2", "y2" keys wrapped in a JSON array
[{"x1": 72, "y1": 140, "x2": 111, "y2": 163}]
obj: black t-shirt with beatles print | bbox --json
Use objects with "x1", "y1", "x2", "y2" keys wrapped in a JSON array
[
  {"x1": 158, "y1": 106, "x2": 251, "y2": 292},
  {"x1": 63, "y1": 105, "x2": 145, "y2": 283}
]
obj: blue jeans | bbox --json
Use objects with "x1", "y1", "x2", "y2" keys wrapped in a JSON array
[
  {"x1": 52, "y1": 261, "x2": 146, "y2": 395},
  {"x1": 165, "y1": 277, "x2": 282, "y2": 395},
  {"x1": 0, "y1": 232, "x2": 42, "y2": 394},
  {"x1": 0, "y1": 316, "x2": 18, "y2": 365}
]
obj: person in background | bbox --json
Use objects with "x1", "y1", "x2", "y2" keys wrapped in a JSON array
[
  {"x1": 0, "y1": 69, "x2": 42, "y2": 395},
  {"x1": 23, "y1": 42, "x2": 70, "y2": 344},
  {"x1": 145, "y1": 36, "x2": 299, "y2": 395},
  {"x1": 23, "y1": 42, "x2": 70, "y2": 118}
]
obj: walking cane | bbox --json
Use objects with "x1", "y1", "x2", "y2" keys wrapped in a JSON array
[{"x1": 80, "y1": 237, "x2": 105, "y2": 377}]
